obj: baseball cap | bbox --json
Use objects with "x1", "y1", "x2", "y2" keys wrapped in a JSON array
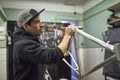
[{"x1": 17, "y1": 8, "x2": 45, "y2": 27}]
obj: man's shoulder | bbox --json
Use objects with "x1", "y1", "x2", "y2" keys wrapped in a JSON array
[{"x1": 15, "y1": 39, "x2": 35, "y2": 45}]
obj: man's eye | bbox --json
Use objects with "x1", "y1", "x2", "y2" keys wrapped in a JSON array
[
  {"x1": 32, "y1": 20, "x2": 40, "y2": 24},
  {"x1": 35, "y1": 20, "x2": 40, "y2": 23}
]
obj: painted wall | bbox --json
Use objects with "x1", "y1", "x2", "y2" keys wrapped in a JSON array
[
  {"x1": 0, "y1": 21, "x2": 6, "y2": 48},
  {"x1": 0, "y1": 6, "x2": 6, "y2": 48},
  {"x1": 0, "y1": 5, "x2": 7, "y2": 80},
  {"x1": 78, "y1": 48, "x2": 105, "y2": 80},
  {"x1": 3, "y1": 8, "x2": 83, "y2": 22},
  {"x1": 83, "y1": 0, "x2": 120, "y2": 48},
  {"x1": 77, "y1": 1, "x2": 120, "y2": 80}
]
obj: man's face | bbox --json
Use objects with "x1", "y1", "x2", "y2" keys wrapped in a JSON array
[{"x1": 26, "y1": 15, "x2": 43, "y2": 36}]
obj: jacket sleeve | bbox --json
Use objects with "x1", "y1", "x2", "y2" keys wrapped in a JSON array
[{"x1": 19, "y1": 40, "x2": 64, "y2": 64}]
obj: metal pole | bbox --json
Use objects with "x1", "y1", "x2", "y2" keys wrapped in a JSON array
[
  {"x1": 73, "y1": 35, "x2": 83, "y2": 79},
  {"x1": 76, "y1": 29, "x2": 114, "y2": 53},
  {"x1": 62, "y1": 58, "x2": 79, "y2": 75},
  {"x1": 81, "y1": 55, "x2": 116, "y2": 79}
]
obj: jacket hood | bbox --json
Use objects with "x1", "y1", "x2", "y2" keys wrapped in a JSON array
[{"x1": 13, "y1": 27, "x2": 39, "y2": 43}]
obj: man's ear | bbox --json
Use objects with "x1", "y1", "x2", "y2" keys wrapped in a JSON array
[{"x1": 22, "y1": 24, "x2": 29, "y2": 31}]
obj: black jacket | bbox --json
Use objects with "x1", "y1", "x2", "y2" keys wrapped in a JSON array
[
  {"x1": 13, "y1": 27, "x2": 64, "y2": 80},
  {"x1": 103, "y1": 27, "x2": 120, "y2": 79}
]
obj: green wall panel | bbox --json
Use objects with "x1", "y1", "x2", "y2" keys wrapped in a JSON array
[
  {"x1": 83, "y1": 10, "x2": 111, "y2": 48},
  {"x1": 3, "y1": 8, "x2": 82, "y2": 23},
  {"x1": 83, "y1": 0, "x2": 120, "y2": 20},
  {"x1": 0, "y1": 17, "x2": 6, "y2": 48},
  {"x1": 40, "y1": 11, "x2": 82, "y2": 22},
  {"x1": 83, "y1": 0, "x2": 120, "y2": 48},
  {"x1": 3, "y1": 8, "x2": 22, "y2": 20}
]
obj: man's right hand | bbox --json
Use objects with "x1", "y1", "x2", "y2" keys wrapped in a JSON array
[
  {"x1": 57, "y1": 26, "x2": 76, "y2": 54},
  {"x1": 65, "y1": 25, "x2": 76, "y2": 36}
]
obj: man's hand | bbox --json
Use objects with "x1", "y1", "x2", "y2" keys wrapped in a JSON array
[
  {"x1": 65, "y1": 25, "x2": 76, "y2": 36},
  {"x1": 58, "y1": 25, "x2": 76, "y2": 54}
]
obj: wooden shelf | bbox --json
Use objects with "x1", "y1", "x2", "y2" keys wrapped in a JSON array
[
  {"x1": 107, "y1": 2, "x2": 120, "y2": 26},
  {"x1": 107, "y1": 19, "x2": 120, "y2": 26},
  {"x1": 107, "y1": 2, "x2": 120, "y2": 11}
]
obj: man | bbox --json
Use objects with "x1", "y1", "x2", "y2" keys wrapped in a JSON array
[{"x1": 13, "y1": 8, "x2": 76, "y2": 80}]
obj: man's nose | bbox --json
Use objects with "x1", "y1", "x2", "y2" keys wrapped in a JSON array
[{"x1": 39, "y1": 22, "x2": 43, "y2": 28}]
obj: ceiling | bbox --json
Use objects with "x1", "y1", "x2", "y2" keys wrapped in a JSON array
[
  {"x1": 39, "y1": 0, "x2": 91, "y2": 5},
  {"x1": 0, "y1": 0, "x2": 92, "y2": 6},
  {"x1": 0, "y1": 0, "x2": 104, "y2": 13}
]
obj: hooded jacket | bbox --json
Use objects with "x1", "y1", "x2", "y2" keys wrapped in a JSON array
[{"x1": 13, "y1": 27, "x2": 64, "y2": 80}]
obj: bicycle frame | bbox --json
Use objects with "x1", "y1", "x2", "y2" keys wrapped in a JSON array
[{"x1": 62, "y1": 28, "x2": 120, "y2": 79}]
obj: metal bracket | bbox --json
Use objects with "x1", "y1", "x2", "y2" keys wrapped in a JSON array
[{"x1": 114, "y1": 43, "x2": 120, "y2": 68}]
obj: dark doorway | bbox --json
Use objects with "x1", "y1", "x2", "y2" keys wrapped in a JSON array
[{"x1": 6, "y1": 21, "x2": 17, "y2": 80}]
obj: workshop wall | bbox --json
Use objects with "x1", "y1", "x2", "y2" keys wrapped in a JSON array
[
  {"x1": 0, "y1": 14, "x2": 6, "y2": 48},
  {"x1": 3, "y1": 8, "x2": 83, "y2": 23},
  {"x1": 0, "y1": 6, "x2": 7, "y2": 80},
  {"x1": 83, "y1": 0, "x2": 120, "y2": 48},
  {"x1": 0, "y1": 5, "x2": 6, "y2": 48},
  {"x1": 79, "y1": 0, "x2": 120, "y2": 80}
]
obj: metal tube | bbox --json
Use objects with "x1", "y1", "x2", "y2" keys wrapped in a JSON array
[
  {"x1": 81, "y1": 55, "x2": 116, "y2": 79},
  {"x1": 76, "y1": 29, "x2": 114, "y2": 53},
  {"x1": 62, "y1": 58, "x2": 79, "y2": 75},
  {"x1": 73, "y1": 35, "x2": 83, "y2": 78},
  {"x1": 68, "y1": 51, "x2": 79, "y2": 69}
]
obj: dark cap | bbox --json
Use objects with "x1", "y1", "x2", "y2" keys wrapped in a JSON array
[{"x1": 17, "y1": 8, "x2": 45, "y2": 27}]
